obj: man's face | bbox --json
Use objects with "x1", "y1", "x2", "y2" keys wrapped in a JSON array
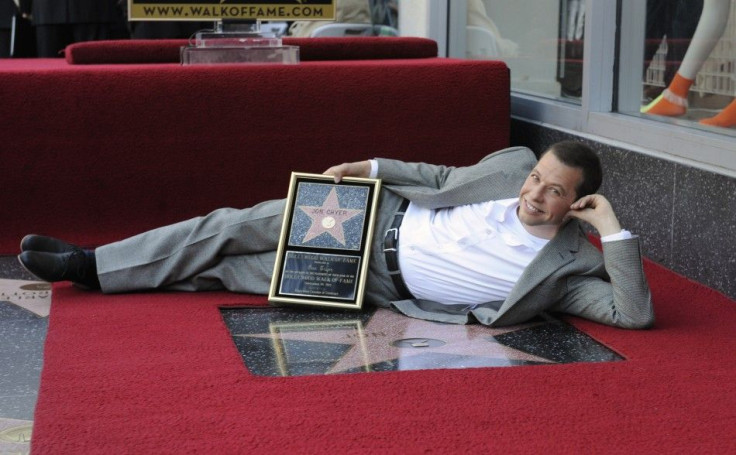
[{"x1": 517, "y1": 151, "x2": 583, "y2": 239}]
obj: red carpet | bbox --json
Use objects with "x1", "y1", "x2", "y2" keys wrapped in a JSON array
[{"x1": 32, "y1": 259, "x2": 736, "y2": 453}]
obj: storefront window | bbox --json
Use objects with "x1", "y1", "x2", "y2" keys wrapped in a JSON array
[
  {"x1": 436, "y1": 0, "x2": 734, "y2": 171},
  {"x1": 288, "y1": 0, "x2": 398, "y2": 37},
  {"x1": 631, "y1": 0, "x2": 736, "y2": 136},
  {"x1": 463, "y1": 0, "x2": 585, "y2": 103}
]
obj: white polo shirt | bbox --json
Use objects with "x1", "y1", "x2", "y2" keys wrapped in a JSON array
[
  {"x1": 397, "y1": 198, "x2": 548, "y2": 305},
  {"x1": 367, "y1": 160, "x2": 632, "y2": 305}
]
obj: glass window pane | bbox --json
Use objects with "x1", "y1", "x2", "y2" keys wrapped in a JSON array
[
  {"x1": 627, "y1": 0, "x2": 736, "y2": 137},
  {"x1": 465, "y1": 0, "x2": 584, "y2": 104},
  {"x1": 287, "y1": 0, "x2": 399, "y2": 37}
]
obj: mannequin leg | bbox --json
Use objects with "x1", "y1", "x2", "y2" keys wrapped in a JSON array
[
  {"x1": 642, "y1": 0, "x2": 730, "y2": 116},
  {"x1": 699, "y1": 98, "x2": 736, "y2": 128},
  {"x1": 676, "y1": 0, "x2": 730, "y2": 79}
]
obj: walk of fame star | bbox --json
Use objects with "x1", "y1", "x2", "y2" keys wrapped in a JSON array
[
  {"x1": 298, "y1": 187, "x2": 364, "y2": 245},
  {"x1": 234, "y1": 309, "x2": 556, "y2": 376}
]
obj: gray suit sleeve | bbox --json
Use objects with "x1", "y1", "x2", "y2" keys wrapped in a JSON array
[
  {"x1": 375, "y1": 147, "x2": 538, "y2": 208},
  {"x1": 553, "y1": 238, "x2": 655, "y2": 329},
  {"x1": 375, "y1": 146, "x2": 536, "y2": 187},
  {"x1": 374, "y1": 158, "x2": 456, "y2": 188}
]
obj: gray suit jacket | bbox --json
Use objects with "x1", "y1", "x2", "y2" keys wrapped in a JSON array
[{"x1": 375, "y1": 146, "x2": 654, "y2": 329}]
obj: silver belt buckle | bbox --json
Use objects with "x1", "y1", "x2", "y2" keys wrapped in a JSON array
[{"x1": 384, "y1": 228, "x2": 399, "y2": 252}]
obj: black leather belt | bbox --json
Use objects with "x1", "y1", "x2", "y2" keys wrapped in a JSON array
[{"x1": 383, "y1": 199, "x2": 414, "y2": 299}]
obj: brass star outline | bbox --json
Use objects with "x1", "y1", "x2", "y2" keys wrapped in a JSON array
[
  {"x1": 297, "y1": 187, "x2": 364, "y2": 246},
  {"x1": 237, "y1": 309, "x2": 553, "y2": 375}
]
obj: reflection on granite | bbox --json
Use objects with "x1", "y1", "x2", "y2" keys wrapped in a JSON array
[{"x1": 221, "y1": 306, "x2": 623, "y2": 377}]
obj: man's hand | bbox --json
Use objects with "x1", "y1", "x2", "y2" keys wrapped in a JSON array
[
  {"x1": 323, "y1": 161, "x2": 372, "y2": 183},
  {"x1": 567, "y1": 194, "x2": 622, "y2": 237}
]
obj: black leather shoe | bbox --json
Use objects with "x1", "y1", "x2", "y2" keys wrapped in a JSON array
[
  {"x1": 18, "y1": 250, "x2": 101, "y2": 290},
  {"x1": 20, "y1": 234, "x2": 80, "y2": 254}
]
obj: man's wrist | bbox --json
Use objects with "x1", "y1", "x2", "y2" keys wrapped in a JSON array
[
  {"x1": 601, "y1": 229, "x2": 632, "y2": 242},
  {"x1": 593, "y1": 214, "x2": 622, "y2": 237},
  {"x1": 369, "y1": 159, "x2": 378, "y2": 179}
]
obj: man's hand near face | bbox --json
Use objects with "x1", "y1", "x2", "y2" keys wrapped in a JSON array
[{"x1": 567, "y1": 194, "x2": 622, "y2": 237}]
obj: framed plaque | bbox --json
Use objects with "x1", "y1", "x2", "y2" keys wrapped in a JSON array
[{"x1": 269, "y1": 173, "x2": 381, "y2": 310}]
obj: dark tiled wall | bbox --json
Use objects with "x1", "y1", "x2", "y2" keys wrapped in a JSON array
[{"x1": 511, "y1": 119, "x2": 736, "y2": 301}]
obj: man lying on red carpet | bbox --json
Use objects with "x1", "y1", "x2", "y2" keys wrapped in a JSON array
[{"x1": 18, "y1": 141, "x2": 655, "y2": 329}]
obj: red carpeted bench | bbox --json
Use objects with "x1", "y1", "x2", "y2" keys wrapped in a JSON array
[
  {"x1": 63, "y1": 37, "x2": 440, "y2": 64},
  {"x1": 0, "y1": 38, "x2": 510, "y2": 253}
]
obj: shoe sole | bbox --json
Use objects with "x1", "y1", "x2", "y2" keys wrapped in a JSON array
[
  {"x1": 17, "y1": 253, "x2": 46, "y2": 283},
  {"x1": 17, "y1": 253, "x2": 96, "y2": 291}
]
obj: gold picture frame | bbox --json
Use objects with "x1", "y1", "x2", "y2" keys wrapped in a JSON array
[{"x1": 268, "y1": 173, "x2": 381, "y2": 310}]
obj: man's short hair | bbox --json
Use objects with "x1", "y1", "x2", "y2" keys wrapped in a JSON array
[{"x1": 542, "y1": 141, "x2": 602, "y2": 198}]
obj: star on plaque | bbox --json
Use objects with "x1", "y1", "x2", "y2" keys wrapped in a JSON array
[{"x1": 298, "y1": 187, "x2": 364, "y2": 246}]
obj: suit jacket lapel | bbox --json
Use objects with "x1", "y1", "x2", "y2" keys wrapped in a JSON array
[{"x1": 492, "y1": 220, "x2": 582, "y2": 322}]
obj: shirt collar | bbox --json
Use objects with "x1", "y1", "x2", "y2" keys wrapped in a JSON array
[{"x1": 487, "y1": 198, "x2": 549, "y2": 249}]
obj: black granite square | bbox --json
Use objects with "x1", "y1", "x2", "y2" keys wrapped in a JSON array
[{"x1": 221, "y1": 306, "x2": 624, "y2": 377}]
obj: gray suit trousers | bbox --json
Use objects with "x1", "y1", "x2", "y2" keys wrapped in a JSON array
[{"x1": 96, "y1": 190, "x2": 407, "y2": 305}]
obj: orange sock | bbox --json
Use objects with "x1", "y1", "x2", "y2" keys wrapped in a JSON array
[
  {"x1": 641, "y1": 73, "x2": 693, "y2": 116},
  {"x1": 668, "y1": 73, "x2": 694, "y2": 98},
  {"x1": 699, "y1": 99, "x2": 736, "y2": 128}
]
